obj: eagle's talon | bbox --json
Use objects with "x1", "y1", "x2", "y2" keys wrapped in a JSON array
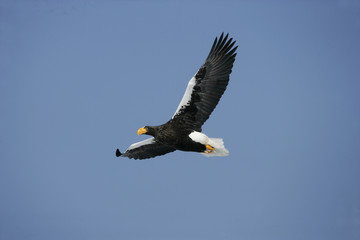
[{"x1": 205, "y1": 144, "x2": 214, "y2": 153}]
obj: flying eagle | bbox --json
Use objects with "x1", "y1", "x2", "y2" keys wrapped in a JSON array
[{"x1": 116, "y1": 33, "x2": 237, "y2": 160}]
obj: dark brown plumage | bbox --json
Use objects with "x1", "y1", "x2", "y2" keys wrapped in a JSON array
[{"x1": 116, "y1": 33, "x2": 237, "y2": 160}]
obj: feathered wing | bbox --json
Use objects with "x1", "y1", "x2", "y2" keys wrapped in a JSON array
[
  {"x1": 116, "y1": 138, "x2": 176, "y2": 160},
  {"x1": 172, "y1": 33, "x2": 237, "y2": 131}
]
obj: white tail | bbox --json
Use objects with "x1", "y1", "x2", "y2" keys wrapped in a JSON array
[{"x1": 201, "y1": 138, "x2": 229, "y2": 157}]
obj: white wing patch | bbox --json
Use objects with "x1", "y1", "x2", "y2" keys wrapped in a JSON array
[
  {"x1": 172, "y1": 75, "x2": 196, "y2": 118},
  {"x1": 126, "y1": 137, "x2": 155, "y2": 151}
]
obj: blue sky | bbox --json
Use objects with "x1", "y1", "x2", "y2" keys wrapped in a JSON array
[{"x1": 1, "y1": 1, "x2": 360, "y2": 239}]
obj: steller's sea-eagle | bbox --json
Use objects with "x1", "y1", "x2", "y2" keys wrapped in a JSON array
[{"x1": 116, "y1": 33, "x2": 237, "y2": 160}]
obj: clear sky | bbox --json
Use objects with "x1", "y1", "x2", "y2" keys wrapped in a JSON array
[{"x1": 1, "y1": 1, "x2": 360, "y2": 239}]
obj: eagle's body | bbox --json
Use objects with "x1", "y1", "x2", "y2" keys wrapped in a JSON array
[
  {"x1": 116, "y1": 33, "x2": 237, "y2": 160},
  {"x1": 143, "y1": 125, "x2": 206, "y2": 153}
]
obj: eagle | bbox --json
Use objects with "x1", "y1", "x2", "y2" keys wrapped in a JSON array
[{"x1": 116, "y1": 33, "x2": 237, "y2": 160}]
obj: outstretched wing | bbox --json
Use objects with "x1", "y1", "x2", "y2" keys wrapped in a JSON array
[
  {"x1": 116, "y1": 138, "x2": 176, "y2": 160},
  {"x1": 171, "y1": 33, "x2": 237, "y2": 131}
]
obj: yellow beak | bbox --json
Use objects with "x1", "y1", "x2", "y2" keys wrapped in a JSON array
[{"x1": 137, "y1": 127, "x2": 147, "y2": 135}]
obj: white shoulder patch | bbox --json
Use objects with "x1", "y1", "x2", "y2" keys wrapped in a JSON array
[
  {"x1": 127, "y1": 137, "x2": 155, "y2": 151},
  {"x1": 172, "y1": 75, "x2": 196, "y2": 118}
]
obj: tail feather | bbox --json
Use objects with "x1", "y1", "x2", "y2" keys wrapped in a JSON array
[{"x1": 201, "y1": 138, "x2": 229, "y2": 157}]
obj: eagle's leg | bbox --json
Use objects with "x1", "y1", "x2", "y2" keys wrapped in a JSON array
[{"x1": 204, "y1": 144, "x2": 214, "y2": 154}]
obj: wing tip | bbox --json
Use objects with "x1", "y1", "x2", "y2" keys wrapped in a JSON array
[
  {"x1": 207, "y1": 32, "x2": 237, "y2": 59},
  {"x1": 116, "y1": 148, "x2": 122, "y2": 157}
]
